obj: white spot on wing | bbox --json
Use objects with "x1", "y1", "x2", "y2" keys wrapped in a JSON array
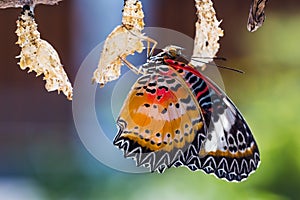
[
  {"x1": 204, "y1": 118, "x2": 227, "y2": 152},
  {"x1": 220, "y1": 108, "x2": 235, "y2": 132},
  {"x1": 223, "y1": 98, "x2": 236, "y2": 115}
]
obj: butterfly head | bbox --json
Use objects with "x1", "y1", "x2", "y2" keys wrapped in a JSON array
[
  {"x1": 146, "y1": 45, "x2": 188, "y2": 66},
  {"x1": 163, "y1": 45, "x2": 184, "y2": 59}
]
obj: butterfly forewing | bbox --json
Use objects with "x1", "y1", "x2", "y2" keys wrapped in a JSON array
[{"x1": 114, "y1": 65, "x2": 206, "y2": 172}]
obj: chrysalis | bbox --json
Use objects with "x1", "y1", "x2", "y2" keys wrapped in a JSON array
[
  {"x1": 15, "y1": 5, "x2": 73, "y2": 100},
  {"x1": 247, "y1": 0, "x2": 268, "y2": 32},
  {"x1": 190, "y1": 0, "x2": 224, "y2": 69},
  {"x1": 92, "y1": 0, "x2": 156, "y2": 87}
]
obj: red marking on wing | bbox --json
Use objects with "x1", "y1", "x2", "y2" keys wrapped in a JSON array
[
  {"x1": 196, "y1": 85, "x2": 209, "y2": 99},
  {"x1": 144, "y1": 86, "x2": 177, "y2": 107},
  {"x1": 164, "y1": 59, "x2": 223, "y2": 96}
]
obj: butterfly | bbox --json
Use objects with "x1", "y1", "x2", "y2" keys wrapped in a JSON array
[
  {"x1": 113, "y1": 46, "x2": 260, "y2": 182},
  {"x1": 247, "y1": 0, "x2": 269, "y2": 32}
]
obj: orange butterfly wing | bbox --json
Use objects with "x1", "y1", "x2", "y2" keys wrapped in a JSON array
[{"x1": 114, "y1": 65, "x2": 205, "y2": 172}]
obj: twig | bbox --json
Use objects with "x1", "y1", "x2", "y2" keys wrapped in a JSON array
[{"x1": 0, "y1": 0, "x2": 62, "y2": 9}]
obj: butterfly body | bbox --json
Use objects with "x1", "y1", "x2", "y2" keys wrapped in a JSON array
[{"x1": 114, "y1": 46, "x2": 260, "y2": 181}]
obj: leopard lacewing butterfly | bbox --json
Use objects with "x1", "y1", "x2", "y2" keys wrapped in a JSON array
[{"x1": 113, "y1": 46, "x2": 260, "y2": 182}]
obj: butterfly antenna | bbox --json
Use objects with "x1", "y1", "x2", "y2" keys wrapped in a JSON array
[
  {"x1": 191, "y1": 57, "x2": 244, "y2": 74},
  {"x1": 192, "y1": 56, "x2": 227, "y2": 61},
  {"x1": 180, "y1": 53, "x2": 190, "y2": 61},
  {"x1": 214, "y1": 64, "x2": 244, "y2": 74}
]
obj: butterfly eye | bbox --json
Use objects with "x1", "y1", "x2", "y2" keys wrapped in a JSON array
[
  {"x1": 169, "y1": 49, "x2": 177, "y2": 58},
  {"x1": 164, "y1": 46, "x2": 179, "y2": 59}
]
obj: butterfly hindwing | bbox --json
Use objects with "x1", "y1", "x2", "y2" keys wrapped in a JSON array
[{"x1": 165, "y1": 58, "x2": 260, "y2": 182}]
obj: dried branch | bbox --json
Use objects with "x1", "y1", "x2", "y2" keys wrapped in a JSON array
[{"x1": 0, "y1": 0, "x2": 62, "y2": 9}]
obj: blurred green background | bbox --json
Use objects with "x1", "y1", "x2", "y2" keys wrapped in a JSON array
[{"x1": 0, "y1": 0, "x2": 300, "y2": 199}]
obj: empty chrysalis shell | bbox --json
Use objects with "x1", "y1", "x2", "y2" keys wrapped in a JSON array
[
  {"x1": 92, "y1": 0, "x2": 156, "y2": 87},
  {"x1": 15, "y1": 5, "x2": 73, "y2": 100},
  {"x1": 190, "y1": 0, "x2": 224, "y2": 68},
  {"x1": 247, "y1": 0, "x2": 268, "y2": 32}
]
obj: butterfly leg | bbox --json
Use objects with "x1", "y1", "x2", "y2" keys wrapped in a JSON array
[
  {"x1": 123, "y1": 25, "x2": 157, "y2": 58},
  {"x1": 144, "y1": 36, "x2": 157, "y2": 59},
  {"x1": 118, "y1": 56, "x2": 143, "y2": 75}
]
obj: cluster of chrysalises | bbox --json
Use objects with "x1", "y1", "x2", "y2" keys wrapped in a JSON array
[
  {"x1": 190, "y1": 0, "x2": 224, "y2": 68},
  {"x1": 15, "y1": 5, "x2": 73, "y2": 100},
  {"x1": 92, "y1": 0, "x2": 156, "y2": 87},
  {"x1": 1, "y1": 0, "x2": 267, "y2": 99}
]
